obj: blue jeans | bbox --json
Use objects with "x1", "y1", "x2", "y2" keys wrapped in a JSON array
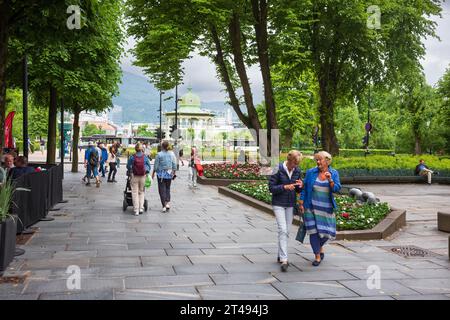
[
  {"x1": 273, "y1": 206, "x2": 294, "y2": 262},
  {"x1": 310, "y1": 233, "x2": 328, "y2": 255},
  {"x1": 87, "y1": 164, "x2": 98, "y2": 182},
  {"x1": 100, "y1": 162, "x2": 106, "y2": 177}
]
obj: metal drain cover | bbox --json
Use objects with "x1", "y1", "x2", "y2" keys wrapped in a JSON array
[{"x1": 379, "y1": 245, "x2": 437, "y2": 258}]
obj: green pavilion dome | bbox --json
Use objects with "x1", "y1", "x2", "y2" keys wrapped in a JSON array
[{"x1": 178, "y1": 87, "x2": 202, "y2": 113}]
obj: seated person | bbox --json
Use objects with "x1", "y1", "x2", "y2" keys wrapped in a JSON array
[
  {"x1": 415, "y1": 159, "x2": 437, "y2": 185},
  {"x1": 7, "y1": 156, "x2": 35, "y2": 180},
  {"x1": 1, "y1": 154, "x2": 15, "y2": 183}
]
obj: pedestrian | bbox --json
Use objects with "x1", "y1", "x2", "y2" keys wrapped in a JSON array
[
  {"x1": 40, "y1": 138, "x2": 45, "y2": 155},
  {"x1": 107, "y1": 146, "x2": 118, "y2": 183},
  {"x1": 98, "y1": 142, "x2": 108, "y2": 178},
  {"x1": 84, "y1": 141, "x2": 101, "y2": 187},
  {"x1": 179, "y1": 147, "x2": 184, "y2": 166},
  {"x1": 127, "y1": 143, "x2": 151, "y2": 216},
  {"x1": 268, "y1": 150, "x2": 303, "y2": 272},
  {"x1": 415, "y1": 159, "x2": 438, "y2": 185},
  {"x1": 299, "y1": 151, "x2": 341, "y2": 267},
  {"x1": 152, "y1": 141, "x2": 177, "y2": 213},
  {"x1": 188, "y1": 146, "x2": 200, "y2": 188}
]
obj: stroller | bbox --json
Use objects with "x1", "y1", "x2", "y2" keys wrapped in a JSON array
[{"x1": 122, "y1": 170, "x2": 148, "y2": 212}]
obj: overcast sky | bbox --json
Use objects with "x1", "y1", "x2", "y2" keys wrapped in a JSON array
[{"x1": 121, "y1": 3, "x2": 450, "y2": 103}]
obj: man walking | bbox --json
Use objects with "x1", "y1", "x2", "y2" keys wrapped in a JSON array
[
  {"x1": 99, "y1": 142, "x2": 108, "y2": 178},
  {"x1": 84, "y1": 141, "x2": 101, "y2": 187}
]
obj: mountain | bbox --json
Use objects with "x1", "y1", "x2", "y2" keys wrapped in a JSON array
[{"x1": 112, "y1": 71, "x2": 234, "y2": 124}]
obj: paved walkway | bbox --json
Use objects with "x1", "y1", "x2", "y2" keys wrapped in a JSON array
[{"x1": 1, "y1": 166, "x2": 450, "y2": 300}]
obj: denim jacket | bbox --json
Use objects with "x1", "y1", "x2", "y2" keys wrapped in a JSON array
[
  {"x1": 153, "y1": 151, "x2": 177, "y2": 172},
  {"x1": 300, "y1": 166, "x2": 341, "y2": 210}
]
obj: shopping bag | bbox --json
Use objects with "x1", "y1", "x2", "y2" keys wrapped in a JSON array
[
  {"x1": 195, "y1": 163, "x2": 204, "y2": 176},
  {"x1": 295, "y1": 221, "x2": 306, "y2": 243},
  {"x1": 145, "y1": 175, "x2": 151, "y2": 188}
]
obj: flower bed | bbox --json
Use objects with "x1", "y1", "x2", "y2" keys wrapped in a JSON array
[
  {"x1": 203, "y1": 163, "x2": 268, "y2": 180},
  {"x1": 228, "y1": 181, "x2": 391, "y2": 231},
  {"x1": 204, "y1": 155, "x2": 450, "y2": 181}
]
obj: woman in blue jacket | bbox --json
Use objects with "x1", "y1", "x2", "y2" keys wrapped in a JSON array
[
  {"x1": 299, "y1": 151, "x2": 341, "y2": 266},
  {"x1": 268, "y1": 150, "x2": 303, "y2": 272}
]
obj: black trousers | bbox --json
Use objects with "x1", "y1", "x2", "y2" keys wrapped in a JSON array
[
  {"x1": 157, "y1": 178, "x2": 172, "y2": 207},
  {"x1": 108, "y1": 163, "x2": 117, "y2": 181}
]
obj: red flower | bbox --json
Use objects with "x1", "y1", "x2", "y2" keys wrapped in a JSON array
[{"x1": 342, "y1": 212, "x2": 349, "y2": 219}]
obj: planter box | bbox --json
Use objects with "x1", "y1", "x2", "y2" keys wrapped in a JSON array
[
  {"x1": 0, "y1": 216, "x2": 17, "y2": 272},
  {"x1": 218, "y1": 186, "x2": 406, "y2": 241}
]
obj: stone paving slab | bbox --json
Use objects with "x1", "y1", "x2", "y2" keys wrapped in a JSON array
[
  {"x1": 397, "y1": 278, "x2": 450, "y2": 294},
  {"x1": 23, "y1": 278, "x2": 124, "y2": 294},
  {"x1": 210, "y1": 272, "x2": 279, "y2": 285},
  {"x1": 338, "y1": 279, "x2": 421, "y2": 297},
  {"x1": 114, "y1": 287, "x2": 201, "y2": 300},
  {"x1": 272, "y1": 281, "x2": 358, "y2": 299},
  {"x1": 197, "y1": 284, "x2": 286, "y2": 300},
  {"x1": 125, "y1": 275, "x2": 213, "y2": 289},
  {"x1": 38, "y1": 290, "x2": 114, "y2": 300}
]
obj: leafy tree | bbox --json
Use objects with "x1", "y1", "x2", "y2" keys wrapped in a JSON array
[
  {"x1": 136, "y1": 125, "x2": 155, "y2": 137},
  {"x1": 82, "y1": 123, "x2": 106, "y2": 137},
  {"x1": 187, "y1": 128, "x2": 195, "y2": 145},
  {"x1": 437, "y1": 66, "x2": 450, "y2": 153},
  {"x1": 126, "y1": 0, "x2": 284, "y2": 155},
  {"x1": 274, "y1": 0, "x2": 442, "y2": 155}
]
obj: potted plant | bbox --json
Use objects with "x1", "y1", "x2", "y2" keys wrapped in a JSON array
[{"x1": 0, "y1": 181, "x2": 17, "y2": 272}]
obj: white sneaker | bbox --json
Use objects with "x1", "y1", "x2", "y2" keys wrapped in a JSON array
[
  {"x1": 162, "y1": 207, "x2": 167, "y2": 213},
  {"x1": 134, "y1": 211, "x2": 139, "y2": 216},
  {"x1": 166, "y1": 203, "x2": 170, "y2": 209}
]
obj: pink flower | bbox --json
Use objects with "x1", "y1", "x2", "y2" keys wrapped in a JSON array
[{"x1": 342, "y1": 212, "x2": 349, "y2": 219}]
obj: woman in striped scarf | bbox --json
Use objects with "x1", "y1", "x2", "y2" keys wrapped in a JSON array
[{"x1": 299, "y1": 151, "x2": 341, "y2": 266}]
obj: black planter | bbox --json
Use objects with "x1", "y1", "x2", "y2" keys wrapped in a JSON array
[{"x1": 0, "y1": 215, "x2": 17, "y2": 272}]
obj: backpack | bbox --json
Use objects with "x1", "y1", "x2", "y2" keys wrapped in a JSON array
[
  {"x1": 89, "y1": 148, "x2": 99, "y2": 166},
  {"x1": 133, "y1": 154, "x2": 146, "y2": 176}
]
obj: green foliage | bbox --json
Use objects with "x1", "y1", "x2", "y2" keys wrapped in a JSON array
[
  {"x1": 136, "y1": 125, "x2": 155, "y2": 138},
  {"x1": 228, "y1": 182, "x2": 272, "y2": 204},
  {"x1": 82, "y1": 124, "x2": 106, "y2": 137},
  {"x1": 335, "y1": 196, "x2": 390, "y2": 231},
  {"x1": 5, "y1": 89, "x2": 48, "y2": 141},
  {"x1": 0, "y1": 181, "x2": 14, "y2": 222}
]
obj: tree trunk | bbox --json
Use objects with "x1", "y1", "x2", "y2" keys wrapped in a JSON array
[
  {"x1": 209, "y1": 25, "x2": 251, "y2": 129},
  {"x1": 251, "y1": 0, "x2": 278, "y2": 156},
  {"x1": 71, "y1": 108, "x2": 80, "y2": 172},
  {"x1": 319, "y1": 80, "x2": 339, "y2": 156},
  {"x1": 0, "y1": 2, "x2": 9, "y2": 156},
  {"x1": 229, "y1": 13, "x2": 261, "y2": 133},
  {"x1": 414, "y1": 132, "x2": 422, "y2": 155},
  {"x1": 46, "y1": 85, "x2": 57, "y2": 164},
  {"x1": 282, "y1": 130, "x2": 293, "y2": 150}
]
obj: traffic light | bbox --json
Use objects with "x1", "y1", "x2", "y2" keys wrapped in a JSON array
[
  {"x1": 155, "y1": 127, "x2": 166, "y2": 140},
  {"x1": 169, "y1": 124, "x2": 176, "y2": 138}
]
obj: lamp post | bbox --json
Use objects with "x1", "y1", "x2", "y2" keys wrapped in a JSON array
[
  {"x1": 22, "y1": 55, "x2": 29, "y2": 159},
  {"x1": 159, "y1": 91, "x2": 163, "y2": 143}
]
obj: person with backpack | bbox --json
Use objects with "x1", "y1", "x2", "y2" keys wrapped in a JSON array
[
  {"x1": 84, "y1": 141, "x2": 101, "y2": 187},
  {"x1": 152, "y1": 141, "x2": 177, "y2": 213},
  {"x1": 98, "y1": 142, "x2": 108, "y2": 178},
  {"x1": 127, "y1": 143, "x2": 151, "y2": 216}
]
